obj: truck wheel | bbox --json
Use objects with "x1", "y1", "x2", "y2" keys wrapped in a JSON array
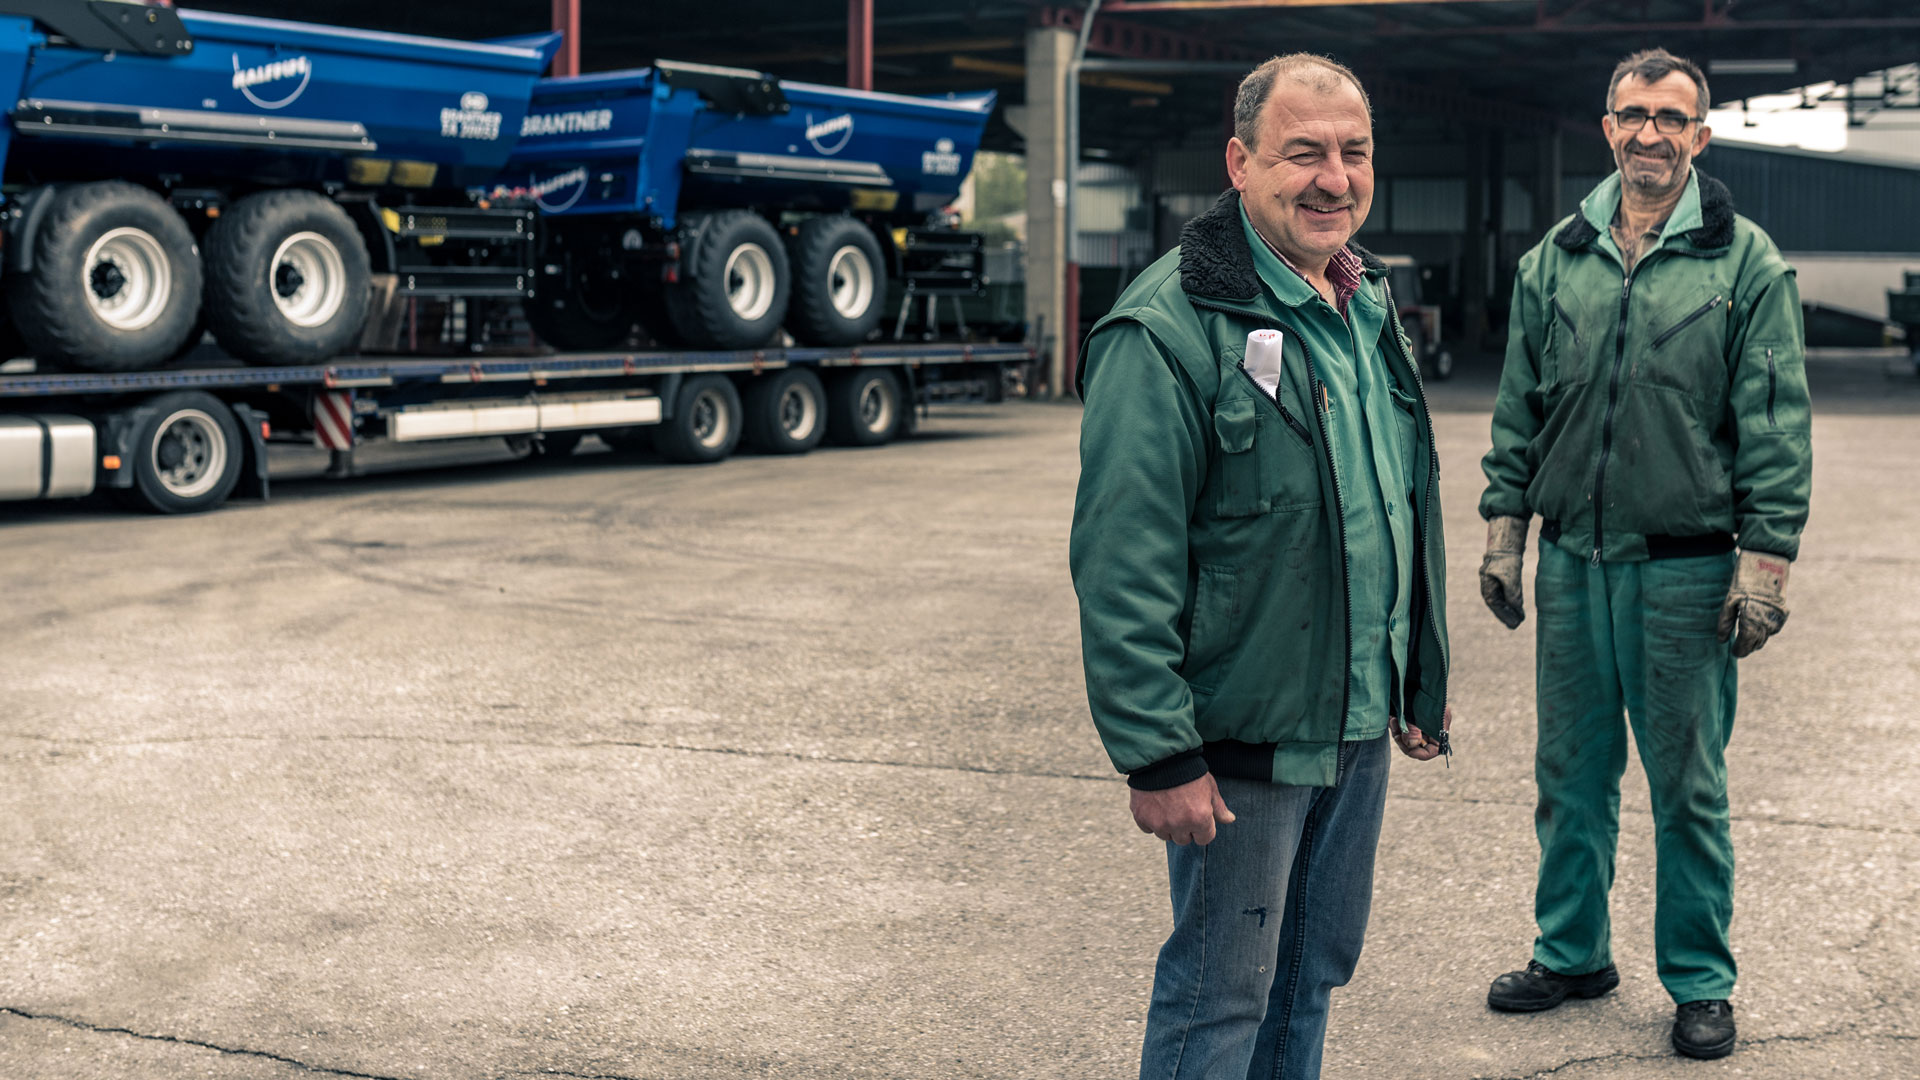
[
  {"x1": 6, "y1": 181, "x2": 203, "y2": 372},
  {"x1": 115, "y1": 391, "x2": 243, "y2": 514},
  {"x1": 786, "y1": 216, "x2": 884, "y2": 346},
  {"x1": 743, "y1": 367, "x2": 826, "y2": 454},
  {"x1": 204, "y1": 190, "x2": 371, "y2": 365},
  {"x1": 654, "y1": 374, "x2": 741, "y2": 464},
  {"x1": 665, "y1": 211, "x2": 789, "y2": 350},
  {"x1": 825, "y1": 368, "x2": 903, "y2": 447}
]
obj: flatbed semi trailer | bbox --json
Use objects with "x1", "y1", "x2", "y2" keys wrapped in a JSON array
[{"x1": 0, "y1": 341, "x2": 1030, "y2": 514}]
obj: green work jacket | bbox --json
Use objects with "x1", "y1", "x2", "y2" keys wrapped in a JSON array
[
  {"x1": 1480, "y1": 170, "x2": 1813, "y2": 562},
  {"x1": 1070, "y1": 190, "x2": 1450, "y2": 790}
]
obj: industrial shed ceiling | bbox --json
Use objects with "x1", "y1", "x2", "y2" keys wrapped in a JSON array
[{"x1": 190, "y1": 1, "x2": 1920, "y2": 160}]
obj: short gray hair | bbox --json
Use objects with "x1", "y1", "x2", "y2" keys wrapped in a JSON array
[
  {"x1": 1607, "y1": 48, "x2": 1710, "y2": 117},
  {"x1": 1233, "y1": 53, "x2": 1370, "y2": 151}
]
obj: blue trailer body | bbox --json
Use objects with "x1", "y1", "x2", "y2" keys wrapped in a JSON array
[
  {"x1": 1, "y1": 9, "x2": 559, "y2": 194},
  {"x1": 499, "y1": 66, "x2": 995, "y2": 227}
]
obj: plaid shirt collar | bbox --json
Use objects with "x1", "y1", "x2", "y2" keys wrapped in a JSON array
[{"x1": 1251, "y1": 226, "x2": 1367, "y2": 316}]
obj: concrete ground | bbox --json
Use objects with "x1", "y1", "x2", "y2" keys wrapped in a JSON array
[{"x1": 2, "y1": 351, "x2": 1916, "y2": 1079}]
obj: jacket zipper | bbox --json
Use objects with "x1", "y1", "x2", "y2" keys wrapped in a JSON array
[
  {"x1": 1591, "y1": 272, "x2": 1634, "y2": 566},
  {"x1": 1235, "y1": 363, "x2": 1314, "y2": 445},
  {"x1": 1766, "y1": 347, "x2": 1778, "y2": 426},
  {"x1": 1551, "y1": 295, "x2": 1582, "y2": 349},
  {"x1": 1649, "y1": 293, "x2": 1724, "y2": 349},
  {"x1": 1382, "y1": 283, "x2": 1450, "y2": 728}
]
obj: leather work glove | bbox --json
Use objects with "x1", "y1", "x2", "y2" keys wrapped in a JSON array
[
  {"x1": 1719, "y1": 550, "x2": 1791, "y2": 657},
  {"x1": 1479, "y1": 516, "x2": 1530, "y2": 629}
]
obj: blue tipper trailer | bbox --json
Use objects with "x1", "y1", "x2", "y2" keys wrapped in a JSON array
[
  {"x1": 498, "y1": 62, "x2": 997, "y2": 353},
  {"x1": 0, "y1": 3, "x2": 1027, "y2": 515}
]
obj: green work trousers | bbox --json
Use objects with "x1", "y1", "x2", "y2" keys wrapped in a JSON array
[{"x1": 1531, "y1": 540, "x2": 1739, "y2": 1003}]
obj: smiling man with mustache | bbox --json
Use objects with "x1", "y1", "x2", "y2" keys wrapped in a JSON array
[
  {"x1": 1478, "y1": 48, "x2": 1812, "y2": 1060},
  {"x1": 1072, "y1": 54, "x2": 1451, "y2": 1080}
]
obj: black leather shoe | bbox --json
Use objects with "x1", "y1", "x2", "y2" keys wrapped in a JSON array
[
  {"x1": 1672, "y1": 1000, "x2": 1736, "y2": 1059},
  {"x1": 1487, "y1": 959, "x2": 1621, "y2": 1012}
]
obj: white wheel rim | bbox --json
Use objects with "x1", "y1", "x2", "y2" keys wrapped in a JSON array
[
  {"x1": 779, "y1": 382, "x2": 819, "y2": 440},
  {"x1": 150, "y1": 408, "x2": 226, "y2": 499},
  {"x1": 825, "y1": 244, "x2": 874, "y2": 319},
  {"x1": 690, "y1": 388, "x2": 731, "y2": 449},
  {"x1": 271, "y1": 231, "x2": 348, "y2": 328},
  {"x1": 858, "y1": 379, "x2": 893, "y2": 433},
  {"x1": 724, "y1": 243, "x2": 776, "y2": 323},
  {"x1": 84, "y1": 227, "x2": 171, "y2": 332}
]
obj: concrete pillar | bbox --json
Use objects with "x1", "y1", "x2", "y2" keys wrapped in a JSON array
[{"x1": 1024, "y1": 26, "x2": 1073, "y2": 398}]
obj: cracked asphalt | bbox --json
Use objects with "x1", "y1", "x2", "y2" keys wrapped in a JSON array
[{"x1": 2, "y1": 350, "x2": 1917, "y2": 1079}]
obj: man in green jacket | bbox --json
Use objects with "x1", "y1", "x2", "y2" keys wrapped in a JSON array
[
  {"x1": 1478, "y1": 48, "x2": 1811, "y2": 1061},
  {"x1": 1071, "y1": 54, "x2": 1450, "y2": 1080}
]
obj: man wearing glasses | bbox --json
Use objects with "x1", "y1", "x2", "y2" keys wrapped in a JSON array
[{"x1": 1477, "y1": 48, "x2": 1811, "y2": 1060}]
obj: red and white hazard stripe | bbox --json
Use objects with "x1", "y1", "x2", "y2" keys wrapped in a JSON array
[{"x1": 312, "y1": 391, "x2": 355, "y2": 450}]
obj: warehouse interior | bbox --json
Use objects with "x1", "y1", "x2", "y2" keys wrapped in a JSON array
[{"x1": 195, "y1": 0, "x2": 1920, "y2": 394}]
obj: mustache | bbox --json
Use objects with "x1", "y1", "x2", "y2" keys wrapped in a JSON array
[
  {"x1": 1296, "y1": 191, "x2": 1356, "y2": 208},
  {"x1": 1624, "y1": 141, "x2": 1676, "y2": 160}
]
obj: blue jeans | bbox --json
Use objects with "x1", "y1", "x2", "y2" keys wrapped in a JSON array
[{"x1": 1138, "y1": 735, "x2": 1391, "y2": 1080}]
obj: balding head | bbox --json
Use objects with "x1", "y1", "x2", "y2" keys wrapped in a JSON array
[{"x1": 1234, "y1": 53, "x2": 1371, "y2": 152}]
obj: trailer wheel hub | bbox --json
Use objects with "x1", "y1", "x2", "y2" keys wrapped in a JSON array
[
  {"x1": 826, "y1": 244, "x2": 875, "y2": 319},
  {"x1": 723, "y1": 243, "x2": 777, "y2": 322},
  {"x1": 91, "y1": 261, "x2": 126, "y2": 300},
  {"x1": 270, "y1": 232, "x2": 349, "y2": 329},
  {"x1": 83, "y1": 227, "x2": 171, "y2": 332}
]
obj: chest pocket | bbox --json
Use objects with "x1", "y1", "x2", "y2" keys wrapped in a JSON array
[
  {"x1": 1638, "y1": 283, "x2": 1732, "y2": 402},
  {"x1": 1211, "y1": 387, "x2": 1323, "y2": 519},
  {"x1": 1544, "y1": 291, "x2": 1589, "y2": 393}
]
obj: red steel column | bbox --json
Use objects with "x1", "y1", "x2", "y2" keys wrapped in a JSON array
[
  {"x1": 551, "y1": 0, "x2": 580, "y2": 77},
  {"x1": 847, "y1": 0, "x2": 873, "y2": 90}
]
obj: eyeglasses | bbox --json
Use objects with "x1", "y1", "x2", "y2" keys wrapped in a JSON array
[{"x1": 1610, "y1": 107, "x2": 1704, "y2": 134}]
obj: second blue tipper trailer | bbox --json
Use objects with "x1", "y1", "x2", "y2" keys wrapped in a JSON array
[{"x1": 497, "y1": 61, "x2": 996, "y2": 351}]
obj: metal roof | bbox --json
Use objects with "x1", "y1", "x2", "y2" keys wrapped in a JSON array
[{"x1": 186, "y1": 1, "x2": 1920, "y2": 161}]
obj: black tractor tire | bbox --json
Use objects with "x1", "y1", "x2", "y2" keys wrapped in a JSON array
[
  {"x1": 525, "y1": 233, "x2": 639, "y2": 351},
  {"x1": 743, "y1": 366, "x2": 827, "y2": 454},
  {"x1": 786, "y1": 216, "x2": 885, "y2": 346},
  {"x1": 6, "y1": 181, "x2": 203, "y2": 373},
  {"x1": 654, "y1": 374, "x2": 742, "y2": 464},
  {"x1": 203, "y1": 190, "x2": 372, "y2": 365},
  {"x1": 114, "y1": 390, "x2": 244, "y2": 514},
  {"x1": 825, "y1": 367, "x2": 903, "y2": 447},
  {"x1": 664, "y1": 211, "x2": 790, "y2": 350}
]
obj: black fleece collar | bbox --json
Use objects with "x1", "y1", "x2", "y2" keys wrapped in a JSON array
[
  {"x1": 1178, "y1": 189, "x2": 1386, "y2": 303},
  {"x1": 1554, "y1": 169, "x2": 1736, "y2": 253}
]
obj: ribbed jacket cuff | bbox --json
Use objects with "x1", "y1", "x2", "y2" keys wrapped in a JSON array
[{"x1": 1127, "y1": 747, "x2": 1209, "y2": 791}]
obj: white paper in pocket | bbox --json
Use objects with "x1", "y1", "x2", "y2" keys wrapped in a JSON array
[{"x1": 1244, "y1": 328, "x2": 1285, "y2": 401}]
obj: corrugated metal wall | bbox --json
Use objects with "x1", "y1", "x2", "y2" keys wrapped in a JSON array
[{"x1": 1706, "y1": 143, "x2": 1920, "y2": 252}]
